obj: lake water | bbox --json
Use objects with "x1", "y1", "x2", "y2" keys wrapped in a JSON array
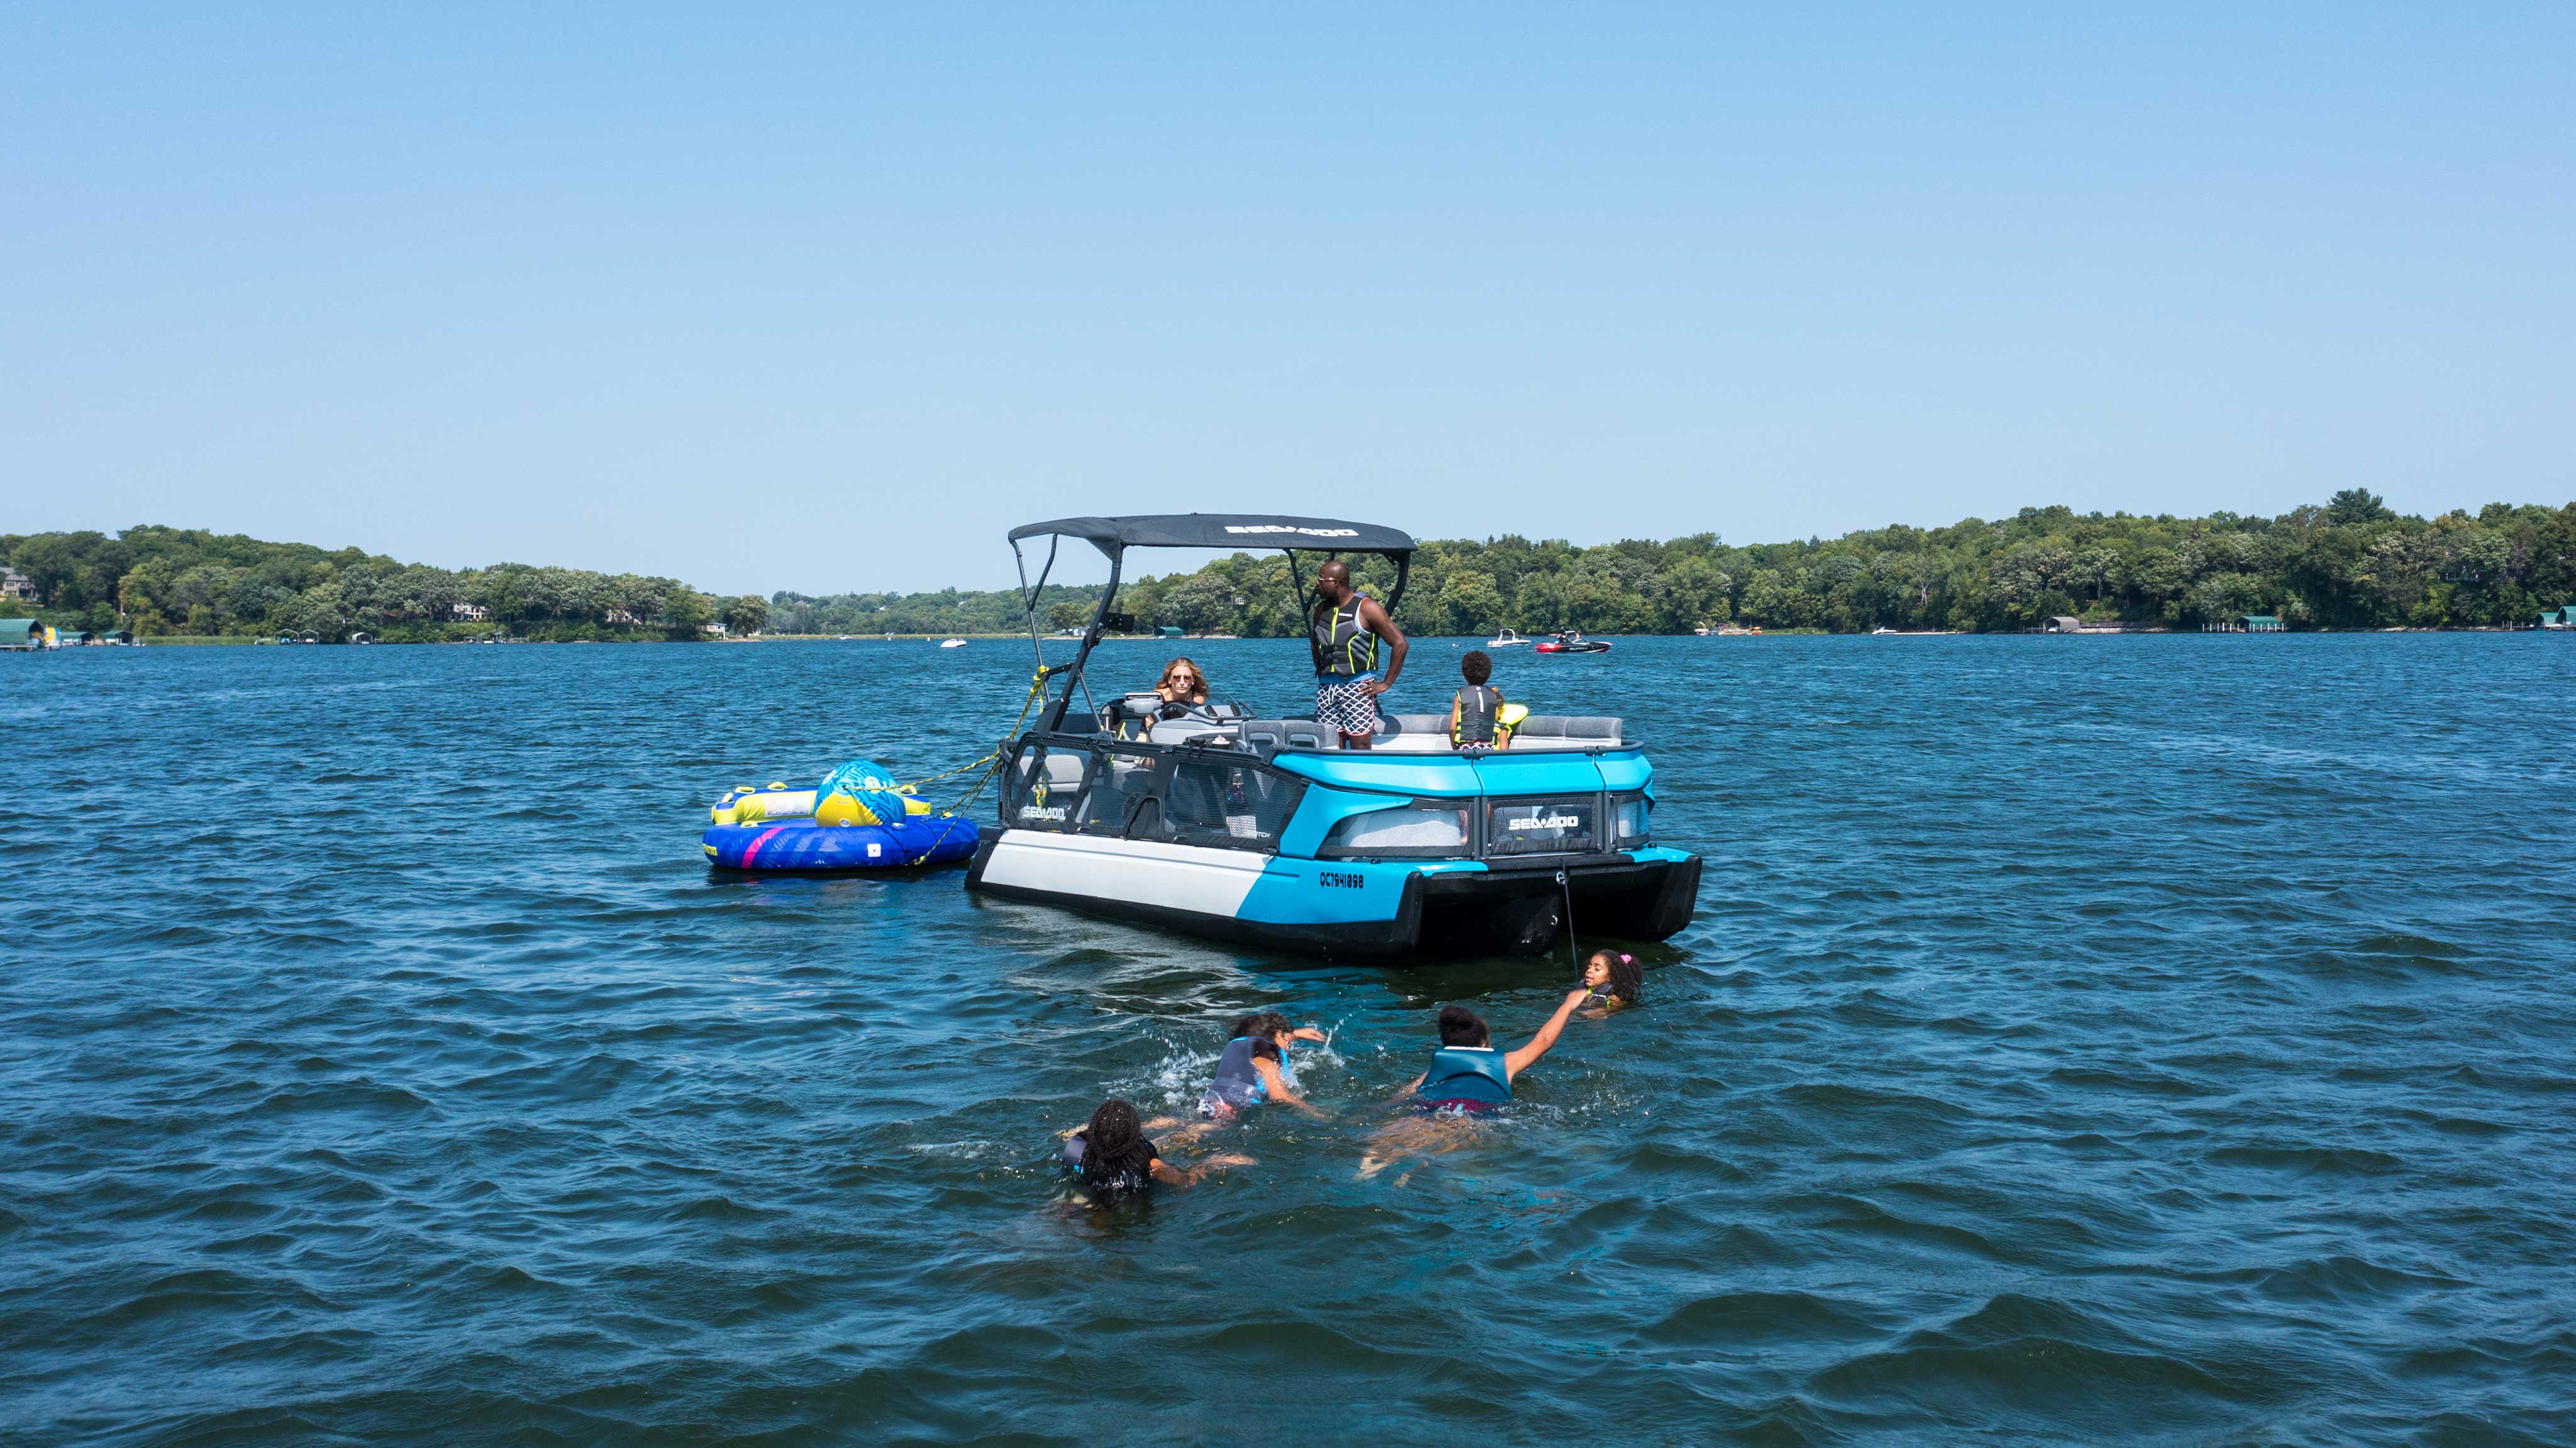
[{"x1": 5, "y1": 634, "x2": 2572, "y2": 1445}]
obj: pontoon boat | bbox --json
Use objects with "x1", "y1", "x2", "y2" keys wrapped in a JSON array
[{"x1": 963, "y1": 514, "x2": 1701, "y2": 959}]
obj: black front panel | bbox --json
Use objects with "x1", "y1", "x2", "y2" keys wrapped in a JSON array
[
  {"x1": 1159, "y1": 755, "x2": 1305, "y2": 851},
  {"x1": 1005, "y1": 735, "x2": 1302, "y2": 854},
  {"x1": 1001, "y1": 741, "x2": 1094, "y2": 832},
  {"x1": 1484, "y1": 796, "x2": 1601, "y2": 857},
  {"x1": 1074, "y1": 742, "x2": 1165, "y2": 837}
]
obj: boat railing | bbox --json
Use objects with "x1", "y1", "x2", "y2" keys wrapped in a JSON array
[{"x1": 1002, "y1": 728, "x2": 1654, "y2": 859}]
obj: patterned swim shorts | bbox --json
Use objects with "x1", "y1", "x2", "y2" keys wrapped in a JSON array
[{"x1": 1315, "y1": 674, "x2": 1382, "y2": 738}]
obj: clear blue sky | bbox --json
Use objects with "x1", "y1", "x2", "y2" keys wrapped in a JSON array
[{"x1": 5, "y1": 5, "x2": 2569, "y2": 595}]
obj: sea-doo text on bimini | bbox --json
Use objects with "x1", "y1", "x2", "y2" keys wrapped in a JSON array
[{"x1": 961, "y1": 514, "x2": 1701, "y2": 959}]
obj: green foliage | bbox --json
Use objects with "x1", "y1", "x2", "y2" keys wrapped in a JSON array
[
  {"x1": 768, "y1": 583, "x2": 1103, "y2": 636},
  {"x1": 757, "y1": 499, "x2": 2576, "y2": 636},
  {"x1": 13, "y1": 499, "x2": 2572, "y2": 646},
  {"x1": 0, "y1": 526, "x2": 714, "y2": 641}
]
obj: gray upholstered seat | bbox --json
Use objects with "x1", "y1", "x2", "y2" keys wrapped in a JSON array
[
  {"x1": 1508, "y1": 715, "x2": 1624, "y2": 748},
  {"x1": 1371, "y1": 713, "x2": 1458, "y2": 753},
  {"x1": 1238, "y1": 719, "x2": 1335, "y2": 751},
  {"x1": 1015, "y1": 749, "x2": 1092, "y2": 787}
]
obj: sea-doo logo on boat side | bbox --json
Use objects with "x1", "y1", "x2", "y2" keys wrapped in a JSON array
[
  {"x1": 1509, "y1": 814, "x2": 1582, "y2": 831},
  {"x1": 1019, "y1": 805, "x2": 1067, "y2": 821},
  {"x1": 1224, "y1": 526, "x2": 1360, "y2": 538}
]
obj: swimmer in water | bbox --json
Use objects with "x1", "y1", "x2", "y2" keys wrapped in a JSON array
[
  {"x1": 1202, "y1": 1011, "x2": 1329, "y2": 1119},
  {"x1": 1060, "y1": 1098, "x2": 1251, "y2": 1203},
  {"x1": 1140, "y1": 1010, "x2": 1330, "y2": 1145},
  {"x1": 1359, "y1": 988, "x2": 1590, "y2": 1179},
  {"x1": 1577, "y1": 950, "x2": 1644, "y2": 1016}
]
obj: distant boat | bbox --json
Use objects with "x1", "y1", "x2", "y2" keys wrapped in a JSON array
[
  {"x1": 940, "y1": 638, "x2": 968, "y2": 649},
  {"x1": 1872, "y1": 626, "x2": 1896, "y2": 635},
  {"x1": 1486, "y1": 628, "x2": 1530, "y2": 648},
  {"x1": 1534, "y1": 631, "x2": 1611, "y2": 655}
]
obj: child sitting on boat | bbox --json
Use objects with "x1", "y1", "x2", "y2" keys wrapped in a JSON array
[{"x1": 1448, "y1": 649, "x2": 1519, "y2": 748}]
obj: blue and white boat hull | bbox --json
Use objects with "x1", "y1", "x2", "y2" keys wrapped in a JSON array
[{"x1": 966, "y1": 826, "x2": 1698, "y2": 959}]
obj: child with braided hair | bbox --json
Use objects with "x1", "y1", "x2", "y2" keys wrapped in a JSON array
[{"x1": 1060, "y1": 1098, "x2": 1251, "y2": 1203}]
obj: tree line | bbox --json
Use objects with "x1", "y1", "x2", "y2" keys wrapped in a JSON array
[
  {"x1": 768, "y1": 492, "x2": 2576, "y2": 637},
  {"x1": 0, "y1": 526, "x2": 771, "y2": 641},
  {"x1": 11, "y1": 493, "x2": 2572, "y2": 643}
]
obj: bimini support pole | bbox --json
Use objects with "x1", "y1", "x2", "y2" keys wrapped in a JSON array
[
  {"x1": 1036, "y1": 543, "x2": 1122, "y2": 734},
  {"x1": 1013, "y1": 534, "x2": 1061, "y2": 680}
]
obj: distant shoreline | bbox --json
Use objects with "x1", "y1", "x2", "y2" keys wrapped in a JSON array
[{"x1": 83, "y1": 624, "x2": 2559, "y2": 649}]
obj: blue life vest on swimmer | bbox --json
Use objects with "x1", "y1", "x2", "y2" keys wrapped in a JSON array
[
  {"x1": 1418, "y1": 1045, "x2": 1511, "y2": 1105},
  {"x1": 1452, "y1": 685, "x2": 1502, "y2": 746},
  {"x1": 1311, "y1": 594, "x2": 1380, "y2": 678},
  {"x1": 1205, "y1": 1036, "x2": 1273, "y2": 1111}
]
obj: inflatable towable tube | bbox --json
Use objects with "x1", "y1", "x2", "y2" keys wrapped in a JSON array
[
  {"x1": 702, "y1": 758, "x2": 979, "y2": 871},
  {"x1": 704, "y1": 815, "x2": 978, "y2": 870}
]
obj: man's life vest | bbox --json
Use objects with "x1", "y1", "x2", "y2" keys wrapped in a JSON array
[{"x1": 1311, "y1": 594, "x2": 1380, "y2": 677}]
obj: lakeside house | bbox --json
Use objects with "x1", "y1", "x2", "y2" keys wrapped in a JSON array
[
  {"x1": 448, "y1": 601, "x2": 489, "y2": 621},
  {"x1": 1, "y1": 567, "x2": 35, "y2": 603},
  {"x1": 2043, "y1": 616, "x2": 2158, "y2": 634}
]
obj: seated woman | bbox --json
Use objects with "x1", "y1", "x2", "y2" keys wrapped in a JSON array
[
  {"x1": 1107, "y1": 658, "x2": 1218, "y2": 741},
  {"x1": 1155, "y1": 657, "x2": 1211, "y2": 709}
]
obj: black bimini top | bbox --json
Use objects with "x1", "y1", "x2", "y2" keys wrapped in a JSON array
[{"x1": 1008, "y1": 513, "x2": 1415, "y2": 556}]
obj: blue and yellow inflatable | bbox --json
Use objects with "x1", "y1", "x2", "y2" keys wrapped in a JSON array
[{"x1": 702, "y1": 758, "x2": 979, "y2": 871}]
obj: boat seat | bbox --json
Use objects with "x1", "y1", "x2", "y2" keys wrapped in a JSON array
[
  {"x1": 1238, "y1": 719, "x2": 1336, "y2": 752},
  {"x1": 1371, "y1": 713, "x2": 1458, "y2": 753},
  {"x1": 1148, "y1": 719, "x2": 1238, "y2": 746},
  {"x1": 1016, "y1": 750, "x2": 1092, "y2": 787},
  {"x1": 1509, "y1": 714, "x2": 1625, "y2": 748}
]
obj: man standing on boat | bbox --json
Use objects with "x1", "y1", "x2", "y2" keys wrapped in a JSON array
[{"x1": 1310, "y1": 559, "x2": 1408, "y2": 749}]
